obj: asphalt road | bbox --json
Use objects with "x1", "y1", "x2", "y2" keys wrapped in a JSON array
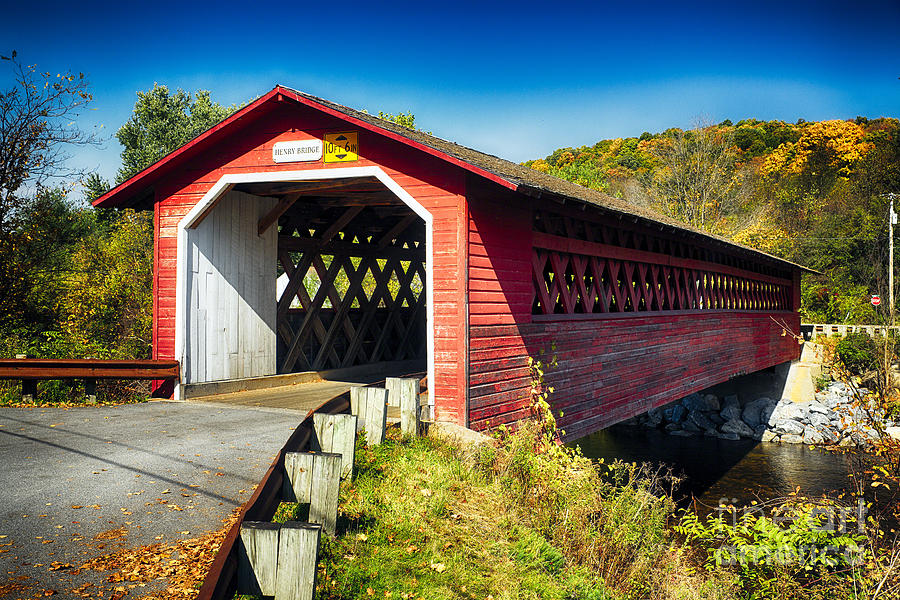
[{"x1": 0, "y1": 401, "x2": 304, "y2": 598}]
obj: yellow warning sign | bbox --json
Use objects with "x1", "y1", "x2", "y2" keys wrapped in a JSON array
[{"x1": 324, "y1": 132, "x2": 359, "y2": 163}]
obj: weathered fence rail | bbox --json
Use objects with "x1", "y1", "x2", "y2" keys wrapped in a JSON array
[
  {"x1": 0, "y1": 358, "x2": 180, "y2": 402},
  {"x1": 802, "y1": 323, "x2": 900, "y2": 341},
  {"x1": 196, "y1": 374, "x2": 426, "y2": 600}
]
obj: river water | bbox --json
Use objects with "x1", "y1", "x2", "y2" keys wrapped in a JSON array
[{"x1": 572, "y1": 425, "x2": 863, "y2": 511}]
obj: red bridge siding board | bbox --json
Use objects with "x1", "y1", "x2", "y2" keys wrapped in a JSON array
[
  {"x1": 466, "y1": 183, "x2": 801, "y2": 437},
  {"x1": 468, "y1": 312, "x2": 800, "y2": 437}
]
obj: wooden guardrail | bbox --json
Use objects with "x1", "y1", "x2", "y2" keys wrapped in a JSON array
[
  {"x1": 196, "y1": 375, "x2": 426, "y2": 600},
  {"x1": 0, "y1": 358, "x2": 180, "y2": 402}
]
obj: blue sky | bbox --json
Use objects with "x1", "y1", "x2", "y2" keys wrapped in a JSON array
[{"x1": 3, "y1": 0, "x2": 898, "y2": 196}]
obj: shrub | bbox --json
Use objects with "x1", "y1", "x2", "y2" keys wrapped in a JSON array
[{"x1": 835, "y1": 332, "x2": 878, "y2": 375}]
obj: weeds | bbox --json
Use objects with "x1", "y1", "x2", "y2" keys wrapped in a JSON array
[{"x1": 315, "y1": 423, "x2": 733, "y2": 600}]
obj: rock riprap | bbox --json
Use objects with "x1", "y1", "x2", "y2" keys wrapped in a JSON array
[{"x1": 622, "y1": 383, "x2": 896, "y2": 446}]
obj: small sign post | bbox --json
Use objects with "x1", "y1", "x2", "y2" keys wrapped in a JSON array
[{"x1": 871, "y1": 294, "x2": 881, "y2": 306}]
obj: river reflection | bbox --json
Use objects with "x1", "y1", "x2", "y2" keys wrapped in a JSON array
[{"x1": 571, "y1": 425, "x2": 860, "y2": 510}]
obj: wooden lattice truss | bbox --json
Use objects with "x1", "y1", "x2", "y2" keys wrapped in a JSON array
[
  {"x1": 531, "y1": 208, "x2": 792, "y2": 316},
  {"x1": 239, "y1": 178, "x2": 426, "y2": 373}
]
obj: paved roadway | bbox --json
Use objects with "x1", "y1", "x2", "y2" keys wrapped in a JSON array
[{"x1": 0, "y1": 401, "x2": 304, "y2": 599}]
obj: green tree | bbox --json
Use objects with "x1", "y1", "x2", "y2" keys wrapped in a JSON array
[
  {"x1": 61, "y1": 209, "x2": 153, "y2": 358},
  {"x1": 0, "y1": 53, "x2": 98, "y2": 330},
  {"x1": 114, "y1": 84, "x2": 234, "y2": 184},
  {"x1": 64, "y1": 85, "x2": 236, "y2": 359}
]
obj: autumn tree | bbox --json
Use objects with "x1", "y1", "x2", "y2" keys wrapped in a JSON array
[
  {"x1": 0, "y1": 52, "x2": 98, "y2": 329},
  {"x1": 648, "y1": 122, "x2": 737, "y2": 231}
]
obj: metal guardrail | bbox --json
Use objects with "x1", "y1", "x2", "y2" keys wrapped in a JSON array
[
  {"x1": 0, "y1": 358, "x2": 180, "y2": 380},
  {"x1": 801, "y1": 323, "x2": 900, "y2": 341}
]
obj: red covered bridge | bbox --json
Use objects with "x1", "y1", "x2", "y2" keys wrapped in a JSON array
[{"x1": 95, "y1": 86, "x2": 804, "y2": 441}]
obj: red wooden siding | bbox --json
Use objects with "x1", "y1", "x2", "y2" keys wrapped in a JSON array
[
  {"x1": 151, "y1": 103, "x2": 468, "y2": 424},
  {"x1": 467, "y1": 187, "x2": 802, "y2": 439}
]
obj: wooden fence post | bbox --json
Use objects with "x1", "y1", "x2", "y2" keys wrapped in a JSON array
[
  {"x1": 363, "y1": 387, "x2": 388, "y2": 445},
  {"x1": 312, "y1": 413, "x2": 357, "y2": 479},
  {"x1": 387, "y1": 377, "x2": 419, "y2": 436},
  {"x1": 308, "y1": 452, "x2": 341, "y2": 536},
  {"x1": 275, "y1": 522, "x2": 321, "y2": 600},
  {"x1": 283, "y1": 452, "x2": 315, "y2": 503},
  {"x1": 237, "y1": 521, "x2": 280, "y2": 596},
  {"x1": 350, "y1": 385, "x2": 365, "y2": 415},
  {"x1": 384, "y1": 378, "x2": 401, "y2": 408}
]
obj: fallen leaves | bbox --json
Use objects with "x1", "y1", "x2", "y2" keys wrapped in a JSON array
[
  {"x1": 94, "y1": 528, "x2": 127, "y2": 541},
  {"x1": 79, "y1": 509, "x2": 239, "y2": 600},
  {"x1": 48, "y1": 561, "x2": 73, "y2": 571}
]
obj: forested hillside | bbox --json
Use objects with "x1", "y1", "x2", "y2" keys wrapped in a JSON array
[{"x1": 525, "y1": 117, "x2": 900, "y2": 324}]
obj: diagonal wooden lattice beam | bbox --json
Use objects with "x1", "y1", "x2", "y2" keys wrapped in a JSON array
[{"x1": 258, "y1": 192, "x2": 302, "y2": 236}]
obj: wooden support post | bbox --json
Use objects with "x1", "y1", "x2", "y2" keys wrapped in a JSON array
[
  {"x1": 237, "y1": 521, "x2": 280, "y2": 596},
  {"x1": 350, "y1": 386, "x2": 388, "y2": 445},
  {"x1": 21, "y1": 379, "x2": 37, "y2": 403},
  {"x1": 312, "y1": 413, "x2": 357, "y2": 479},
  {"x1": 387, "y1": 377, "x2": 419, "y2": 436},
  {"x1": 84, "y1": 378, "x2": 97, "y2": 404},
  {"x1": 384, "y1": 378, "x2": 401, "y2": 408},
  {"x1": 364, "y1": 387, "x2": 388, "y2": 446},
  {"x1": 283, "y1": 452, "x2": 315, "y2": 503},
  {"x1": 308, "y1": 452, "x2": 341, "y2": 536},
  {"x1": 350, "y1": 385, "x2": 365, "y2": 416},
  {"x1": 275, "y1": 522, "x2": 321, "y2": 600}
]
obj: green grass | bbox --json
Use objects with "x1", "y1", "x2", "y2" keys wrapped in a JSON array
[{"x1": 312, "y1": 425, "x2": 733, "y2": 600}]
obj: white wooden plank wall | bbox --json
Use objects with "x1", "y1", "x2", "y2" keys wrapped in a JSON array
[{"x1": 185, "y1": 191, "x2": 278, "y2": 383}]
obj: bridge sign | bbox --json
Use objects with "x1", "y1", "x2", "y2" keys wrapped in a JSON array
[{"x1": 872, "y1": 294, "x2": 882, "y2": 306}]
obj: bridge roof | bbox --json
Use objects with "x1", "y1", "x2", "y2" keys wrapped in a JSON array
[{"x1": 94, "y1": 85, "x2": 810, "y2": 272}]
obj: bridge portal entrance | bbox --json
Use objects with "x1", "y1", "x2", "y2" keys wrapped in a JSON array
[{"x1": 177, "y1": 172, "x2": 429, "y2": 396}]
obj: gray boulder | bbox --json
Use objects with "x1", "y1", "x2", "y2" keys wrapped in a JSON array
[
  {"x1": 721, "y1": 404, "x2": 743, "y2": 421},
  {"x1": 760, "y1": 430, "x2": 778, "y2": 442},
  {"x1": 719, "y1": 394, "x2": 742, "y2": 421},
  {"x1": 688, "y1": 410, "x2": 716, "y2": 431},
  {"x1": 717, "y1": 432, "x2": 741, "y2": 441},
  {"x1": 683, "y1": 393, "x2": 719, "y2": 412},
  {"x1": 721, "y1": 418, "x2": 756, "y2": 438},
  {"x1": 681, "y1": 393, "x2": 704, "y2": 411},
  {"x1": 682, "y1": 420, "x2": 701, "y2": 433},
  {"x1": 807, "y1": 401, "x2": 829, "y2": 415},
  {"x1": 803, "y1": 428, "x2": 825, "y2": 444},
  {"x1": 820, "y1": 428, "x2": 841, "y2": 444},
  {"x1": 807, "y1": 412, "x2": 831, "y2": 429},
  {"x1": 781, "y1": 433, "x2": 804, "y2": 444},
  {"x1": 708, "y1": 412, "x2": 725, "y2": 426},
  {"x1": 664, "y1": 422, "x2": 681, "y2": 432},
  {"x1": 703, "y1": 394, "x2": 721, "y2": 411},
  {"x1": 663, "y1": 403, "x2": 687, "y2": 423},
  {"x1": 743, "y1": 397, "x2": 776, "y2": 428},
  {"x1": 772, "y1": 419, "x2": 805, "y2": 436},
  {"x1": 646, "y1": 408, "x2": 663, "y2": 427},
  {"x1": 769, "y1": 402, "x2": 805, "y2": 424}
]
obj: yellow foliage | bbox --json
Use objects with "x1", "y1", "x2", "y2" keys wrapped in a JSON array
[
  {"x1": 528, "y1": 158, "x2": 550, "y2": 173},
  {"x1": 762, "y1": 120, "x2": 872, "y2": 177}
]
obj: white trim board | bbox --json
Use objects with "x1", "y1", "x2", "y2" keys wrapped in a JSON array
[{"x1": 173, "y1": 166, "x2": 435, "y2": 401}]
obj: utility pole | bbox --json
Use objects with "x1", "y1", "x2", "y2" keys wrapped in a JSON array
[{"x1": 888, "y1": 193, "x2": 898, "y2": 325}]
